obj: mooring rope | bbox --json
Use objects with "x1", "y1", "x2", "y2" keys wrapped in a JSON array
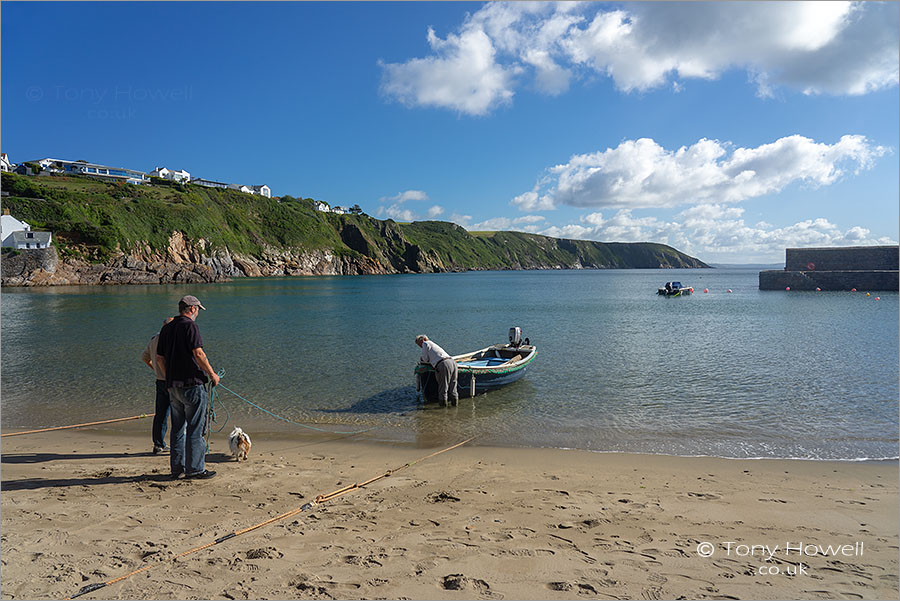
[
  {"x1": 212, "y1": 369, "x2": 375, "y2": 436},
  {"x1": 4, "y1": 371, "x2": 375, "y2": 439},
  {"x1": 66, "y1": 436, "x2": 475, "y2": 600},
  {"x1": 1, "y1": 414, "x2": 153, "y2": 438}
]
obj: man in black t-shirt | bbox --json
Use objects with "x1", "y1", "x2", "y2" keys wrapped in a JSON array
[{"x1": 156, "y1": 295, "x2": 220, "y2": 480}]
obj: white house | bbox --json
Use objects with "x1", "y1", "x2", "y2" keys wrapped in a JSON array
[
  {"x1": 314, "y1": 201, "x2": 330, "y2": 212},
  {"x1": 10, "y1": 230, "x2": 52, "y2": 249},
  {"x1": 150, "y1": 166, "x2": 191, "y2": 183},
  {"x1": 1, "y1": 210, "x2": 52, "y2": 249},
  {"x1": 331, "y1": 206, "x2": 348, "y2": 215},
  {"x1": 191, "y1": 177, "x2": 230, "y2": 189},
  {"x1": 0, "y1": 152, "x2": 12, "y2": 172},
  {"x1": 23, "y1": 158, "x2": 149, "y2": 184},
  {"x1": 228, "y1": 183, "x2": 253, "y2": 194},
  {"x1": 2, "y1": 212, "x2": 31, "y2": 243},
  {"x1": 249, "y1": 185, "x2": 271, "y2": 198}
]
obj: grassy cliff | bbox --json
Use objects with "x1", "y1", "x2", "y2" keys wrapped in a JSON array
[{"x1": 1, "y1": 173, "x2": 709, "y2": 271}]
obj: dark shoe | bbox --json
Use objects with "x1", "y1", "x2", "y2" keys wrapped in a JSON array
[
  {"x1": 185, "y1": 470, "x2": 216, "y2": 480},
  {"x1": 170, "y1": 471, "x2": 185, "y2": 480},
  {"x1": 153, "y1": 446, "x2": 168, "y2": 455}
]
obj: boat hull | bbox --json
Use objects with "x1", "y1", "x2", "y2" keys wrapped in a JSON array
[
  {"x1": 415, "y1": 344, "x2": 536, "y2": 403},
  {"x1": 657, "y1": 287, "x2": 693, "y2": 296}
]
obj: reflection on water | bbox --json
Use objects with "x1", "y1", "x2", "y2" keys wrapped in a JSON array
[{"x1": 2, "y1": 269, "x2": 897, "y2": 460}]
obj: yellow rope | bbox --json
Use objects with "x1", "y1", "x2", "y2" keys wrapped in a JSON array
[
  {"x1": 67, "y1": 436, "x2": 475, "y2": 599},
  {"x1": 2, "y1": 414, "x2": 153, "y2": 438}
]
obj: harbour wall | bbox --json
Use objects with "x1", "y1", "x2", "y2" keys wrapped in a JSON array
[{"x1": 759, "y1": 246, "x2": 899, "y2": 291}]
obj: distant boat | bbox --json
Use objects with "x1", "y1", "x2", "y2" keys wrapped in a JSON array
[
  {"x1": 415, "y1": 327, "x2": 537, "y2": 403},
  {"x1": 658, "y1": 281, "x2": 694, "y2": 296}
]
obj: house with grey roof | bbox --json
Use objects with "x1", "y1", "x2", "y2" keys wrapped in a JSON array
[
  {"x1": 11, "y1": 230, "x2": 52, "y2": 249},
  {"x1": 1, "y1": 210, "x2": 52, "y2": 249}
]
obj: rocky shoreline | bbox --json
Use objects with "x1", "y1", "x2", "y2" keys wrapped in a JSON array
[
  {"x1": 1, "y1": 227, "x2": 708, "y2": 287},
  {"x1": 0, "y1": 245, "x2": 397, "y2": 287}
]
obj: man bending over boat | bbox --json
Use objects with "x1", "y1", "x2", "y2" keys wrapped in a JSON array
[{"x1": 416, "y1": 335, "x2": 459, "y2": 407}]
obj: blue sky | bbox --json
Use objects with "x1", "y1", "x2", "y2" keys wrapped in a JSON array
[{"x1": 2, "y1": 1, "x2": 898, "y2": 263}]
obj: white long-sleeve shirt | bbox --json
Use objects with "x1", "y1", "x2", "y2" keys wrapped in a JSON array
[{"x1": 420, "y1": 340, "x2": 451, "y2": 367}]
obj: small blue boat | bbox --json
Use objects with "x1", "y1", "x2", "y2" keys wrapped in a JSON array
[
  {"x1": 658, "y1": 281, "x2": 694, "y2": 296},
  {"x1": 415, "y1": 328, "x2": 537, "y2": 402}
]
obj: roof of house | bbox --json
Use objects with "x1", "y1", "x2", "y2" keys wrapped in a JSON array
[
  {"x1": 12, "y1": 230, "x2": 52, "y2": 243},
  {"x1": 1, "y1": 214, "x2": 30, "y2": 234}
]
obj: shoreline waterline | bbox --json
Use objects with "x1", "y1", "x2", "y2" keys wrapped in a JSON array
[{"x1": 3, "y1": 420, "x2": 898, "y2": 464}]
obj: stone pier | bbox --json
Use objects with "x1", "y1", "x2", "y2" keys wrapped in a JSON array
[{"x1": 759, "y1": 246, "x2": 899, "y2": 291}]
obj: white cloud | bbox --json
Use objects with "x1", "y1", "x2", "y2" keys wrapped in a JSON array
[
  {"x1": 381, "y1": 1, "x2": 898, "y2": 114},
  {"x1": 381, "y1": 189, "x2": 429, "y2": 203},
  {"x1": 379, "y1": 27, "x2": 517, "y2": 115},
  {"x1": 450, "y1": 213, "x2": 474, "y2": 228},
  {"x1": 531, "y1": 205, "x2": 896, "y2": 262},
  {"x1": 470, "y1": 214, "x2": 546, "y2": 231},
  {"x1": 376, "y1": 189, "x2": 435, "y2": 221},
  {"x1": 512, "y1": 134, "x2": 888, "y2": 210},
  {"x1": 383, "y1": 204, "x2": 417, "y2": 221}
]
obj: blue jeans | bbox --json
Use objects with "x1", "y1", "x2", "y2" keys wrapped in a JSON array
[
  {"x1": 152, "y1": 380, "x2": 170, "y2": 449},
  {"x1": 168, "y1": 384, "x2": 209, "y2": 476}
]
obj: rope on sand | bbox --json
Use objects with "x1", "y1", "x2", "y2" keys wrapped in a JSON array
[
  {"x1": 1, "y1": 414, "x2": 153, "y2": 438},
  {"x1": 66, "y1": 436, "x2": 475, "y2": 600}
]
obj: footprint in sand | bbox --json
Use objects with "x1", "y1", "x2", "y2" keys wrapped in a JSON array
[
  {"x1": 428, "y1": 492, "x2": 461, "y2": 503},
  {"x1": 246, "y1": 547, "x2": 283, "y2": 560},
  {"x1": 686, "y1": 492, "x2": 720, "y2": 500},
  {"x1": 441, "y1": 573, "x2": 498, "y2": 597}
]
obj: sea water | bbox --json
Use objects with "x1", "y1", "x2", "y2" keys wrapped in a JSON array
[{"x1": 2, "y1": 268, "x2": 897, "y2": 460}]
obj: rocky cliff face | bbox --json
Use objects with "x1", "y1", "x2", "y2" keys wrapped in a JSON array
[
  {"x1": 1, "y1": 231, "x2": 395, "y2": 286},
  {"x1": 2, "y1": 227, "x2": 707, "y2": 287}
]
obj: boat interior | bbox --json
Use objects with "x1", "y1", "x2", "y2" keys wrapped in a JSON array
[{"x1": 456, "y1": 345, "x2": 533, "y2": 367}]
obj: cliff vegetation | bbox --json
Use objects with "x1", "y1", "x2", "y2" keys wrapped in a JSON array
[{"x1": 1, "y1": 173, "x2": 709, "y2": 285}]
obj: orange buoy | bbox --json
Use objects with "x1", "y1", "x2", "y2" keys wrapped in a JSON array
[{"x1": 866, "y1": 292, "x2": 871, "y2": 296}]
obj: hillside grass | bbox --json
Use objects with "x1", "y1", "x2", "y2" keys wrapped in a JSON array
[
  {"x1": 1, "y1": 172, "x2": 708, "y2": 270},
  {"x1": 1, "y1": 173, "x2": 342, "y2": 260}
]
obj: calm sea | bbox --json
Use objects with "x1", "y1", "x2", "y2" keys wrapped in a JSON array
[{"x1": 2, "y1": 268, "x2": 897, "y2": 460}]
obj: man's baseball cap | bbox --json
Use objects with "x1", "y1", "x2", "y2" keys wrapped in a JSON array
[{"x1": 180, "y1": 295, "x2": 206, "y2": 310}]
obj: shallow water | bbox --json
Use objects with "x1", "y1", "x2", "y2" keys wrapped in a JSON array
[{"x1": 2, "y1": 268, "x2": 897, "y2": 460}]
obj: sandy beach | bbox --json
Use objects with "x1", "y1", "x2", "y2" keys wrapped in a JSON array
[{"x1": 1, "y1": 425, "x2": 897, "y2": 600}]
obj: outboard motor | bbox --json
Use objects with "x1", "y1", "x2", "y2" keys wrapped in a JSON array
[{"x1": 508, "y1": 327, "x2": 522, "y2": 348}]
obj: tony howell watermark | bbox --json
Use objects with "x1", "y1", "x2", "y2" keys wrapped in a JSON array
[
  {"x1": 25, "y1": 85, "x2": 194, "y2": 104},
  {"x1": 696, "y1": 541, "x2": 864, "y2": 560},
  {"x1": 695, "y1": 540, "x2": 865, "y2": 577}
]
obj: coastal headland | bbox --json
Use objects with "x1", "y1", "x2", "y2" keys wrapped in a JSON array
[
  {"x1": 1, "y1": 427, "x2": 896, "y2": 600},
  {"x1": 0, "y1": 172, "x2": 708, "y2": 286}
]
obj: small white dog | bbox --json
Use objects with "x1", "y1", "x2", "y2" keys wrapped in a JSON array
[{"x1": 228, "y1": 427, "x2": 252, "y2": 461}]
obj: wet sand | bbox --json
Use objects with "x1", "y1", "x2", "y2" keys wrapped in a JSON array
[{"x1": 1, "y1": 426, "x2": 897, "y2": 600}]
